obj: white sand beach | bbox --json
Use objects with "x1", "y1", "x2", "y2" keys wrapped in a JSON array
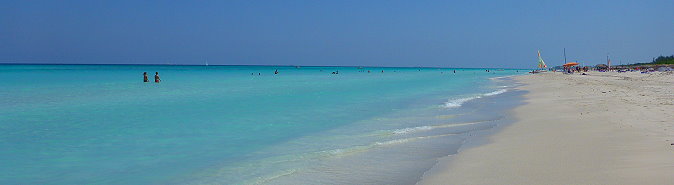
[{"x1": 419, "y1": 71, "x2": 674, "y2": 185}]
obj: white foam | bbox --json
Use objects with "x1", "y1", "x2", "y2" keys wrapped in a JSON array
[
  {"x1": 392, "y1": 126, "x2": 433, "y2": 135},
  {"x1": 442, "y1": 89, "x2": 507, "y2": 108},
  {"x1": 489, "y1": 75, "x2": 518, "y2": 80},
  {"x1": 489, "y1": 76, "x2": 510, "y2": 80},
  {"x1": 376, "y1": 134, "x2": 458, "y2": 146},
  {"x1": 375, "y1": 138, "x2": 411, "y2": 146},
  {"x1": 442, "y1": 96, "x2": 480, "y2": 108},
  {"x1": 328, "y1": 149, "x2": 344, "y2": 155},
  {"x1": 483, "y1": 89, "x2": 507, "y2": 96}
]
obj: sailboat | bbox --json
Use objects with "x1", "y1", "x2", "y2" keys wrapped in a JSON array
[
  {"x1": 530, "y1": 50, "x2": 548, "y2": 73},
  {"x1": 537, "y1": 50, "x2": 547, "y2": 69}
]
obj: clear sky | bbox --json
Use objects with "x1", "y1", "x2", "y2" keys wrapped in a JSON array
[{"x1": 1, "y1": 0, "x2": 672, "y2": 68}]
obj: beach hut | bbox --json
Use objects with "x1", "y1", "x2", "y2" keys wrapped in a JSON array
[{"x1": 595, "y1": 64, "x2": 608, "y2": 71}]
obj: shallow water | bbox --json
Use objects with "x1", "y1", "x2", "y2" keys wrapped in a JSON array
[{"x1": 0, "y1": 65, "x2": 524, "y2": 184}]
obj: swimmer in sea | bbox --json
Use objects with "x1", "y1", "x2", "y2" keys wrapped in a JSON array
[
  {"x1": 274, "y1": 69, "x2": 279, "y2": 74},
  {"x1": 143, "y1": 72, "x2": 149, "y2": 82},
  {"x1": 154, "y1": 72, "x2": 161, "y2": 83}
]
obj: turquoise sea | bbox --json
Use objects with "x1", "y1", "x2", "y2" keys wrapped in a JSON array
[{"x1": 0, "y1": 65, "x2": 525, "y2": 184}]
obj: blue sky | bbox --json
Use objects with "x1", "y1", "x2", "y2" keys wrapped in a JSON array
[{"x1": 1, "y1": 0, "x2": 672, "y2": 68}]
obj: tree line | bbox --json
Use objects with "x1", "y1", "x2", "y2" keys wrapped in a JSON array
[
  {"x1": 622, "y1": 54, "x2": 674, "y2": 66},
  {"x1": 652, "y1": 55, "x2": 674, "y2": 64}
]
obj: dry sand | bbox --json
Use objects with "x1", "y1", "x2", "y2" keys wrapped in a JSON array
[{"x1": 418, "y1": 71, "x2": 674, "y2": 185}]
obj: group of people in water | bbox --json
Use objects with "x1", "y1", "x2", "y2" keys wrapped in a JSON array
[
  {"x1": 143, "y1": 72, "x2": 161, "y2": 83},
  {"x1": 152, "y1": 68, "x2": 504, "y2": 81},
  {"x1": 247, "y1": 68, "x2": 497, "y2": 76},
  {"x1": 251, "y1": 69, "x2": 279, "y2": 76}
]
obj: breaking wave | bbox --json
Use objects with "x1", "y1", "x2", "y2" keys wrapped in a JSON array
[{"x1": 442, "y1": 89, "x2": 507, "y2": 108}]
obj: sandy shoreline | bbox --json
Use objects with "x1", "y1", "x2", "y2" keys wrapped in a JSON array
[{"x1": 419, "y1": 71, "x2": 674, "y2": 185}]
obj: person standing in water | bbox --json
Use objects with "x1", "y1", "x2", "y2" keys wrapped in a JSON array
[
  {"x1": 143, "y1": 72, "x2": 149, "y2": 82},
  {"x1": 154, "y1": 72, "x2": 161, "y2": 83},
  {"x1": 274, "y1": 69, "x2": 279, "y2": 74}
]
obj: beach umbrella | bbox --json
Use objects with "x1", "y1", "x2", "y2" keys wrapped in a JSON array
[{"x1": 562, "y1": 62, "x2": 579, "y2": 67}]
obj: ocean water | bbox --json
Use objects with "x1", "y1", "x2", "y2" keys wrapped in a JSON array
[{"x1": 0, "y1": 65, "x2": 524, "y2": 184}]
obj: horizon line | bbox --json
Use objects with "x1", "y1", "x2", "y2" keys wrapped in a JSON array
[{"x1": 0, "y1": 62, "x2": 533, "y2": 70}]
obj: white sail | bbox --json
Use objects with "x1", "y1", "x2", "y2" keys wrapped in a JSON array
[{"x1": 537, "y1": 50, "x2": 547, "y2": 68}]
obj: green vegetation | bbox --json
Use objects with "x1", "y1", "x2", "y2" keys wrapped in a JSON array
[
  {"x1": 653, "y1": 55, "x2": 674, "y2": 64},
  {"x1": 622, "y1": 54, "x2": 674, "y2": 66}
]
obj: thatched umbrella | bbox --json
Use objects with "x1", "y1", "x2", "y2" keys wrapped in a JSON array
[{"x1": 595, "y1": 64, "x2": 608, "y2": 69}]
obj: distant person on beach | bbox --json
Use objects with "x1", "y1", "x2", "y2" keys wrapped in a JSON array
[
  {"x1": 154, "y1": 72, "x2": 161, "y2": 83},
  {"x1": 143, "y1": 72, "x2": 149, "y2": 82}
]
